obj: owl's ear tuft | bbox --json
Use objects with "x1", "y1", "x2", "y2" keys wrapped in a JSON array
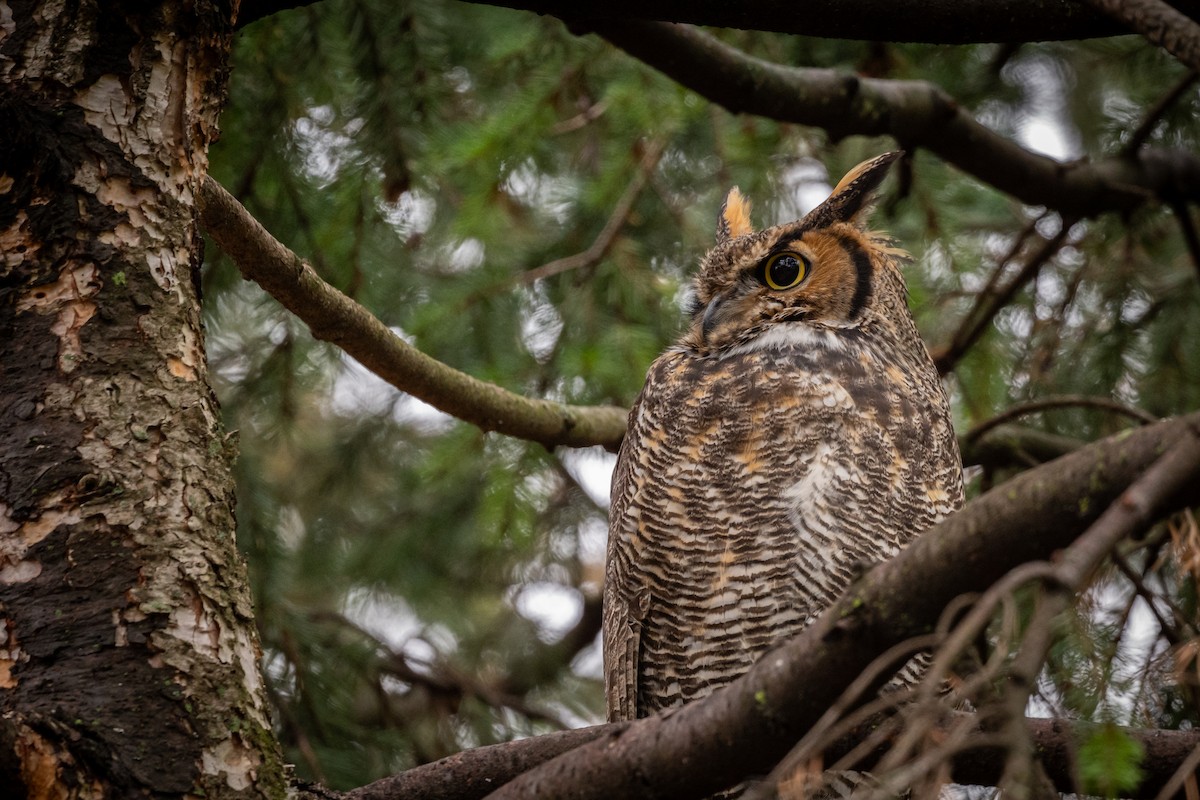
[
  {"x1": 804, "y1": 151, "x2": 903, "y2": 230},
  {"x1": 716, "y1": 187, "x2": 754, "y2": 244}
]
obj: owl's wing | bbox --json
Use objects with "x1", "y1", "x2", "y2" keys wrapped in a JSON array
[
  {"x1": 603, "y1": 425, "x2": 644, "y2": 722},
  {"x1": 602, "y1": 579, "x2": 642, "y2": 722}
]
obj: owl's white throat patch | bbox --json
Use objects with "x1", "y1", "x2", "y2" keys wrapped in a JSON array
[{"x1": 720, "y1": 322, "x2": 850, "y2": 359}]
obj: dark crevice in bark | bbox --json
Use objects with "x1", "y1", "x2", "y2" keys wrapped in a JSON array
[{"x1": 0, "y1": 523, "x2": 199, "y2": 792}]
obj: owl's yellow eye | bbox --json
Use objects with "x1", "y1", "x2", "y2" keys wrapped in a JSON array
[{"x1": 760, "y1": 252, "x2": 809, "y2": 290}]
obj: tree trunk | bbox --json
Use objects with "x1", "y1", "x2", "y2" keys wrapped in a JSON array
[{"x1": 0, "y1": 3, "x2": 286, "y2": 797}]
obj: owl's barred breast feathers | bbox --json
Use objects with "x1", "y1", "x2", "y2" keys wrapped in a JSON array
[{"x1": 604, "y1": 152, "x2": 964, "y2": 725}]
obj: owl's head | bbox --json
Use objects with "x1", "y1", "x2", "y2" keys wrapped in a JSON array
[{"x1": 683, "y1": 152, "x2": 911, "y2": 355}]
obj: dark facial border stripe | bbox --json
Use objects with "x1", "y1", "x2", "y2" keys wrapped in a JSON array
[{"x1": 837, "y1": 233, "x2": 872, "y2": 320}]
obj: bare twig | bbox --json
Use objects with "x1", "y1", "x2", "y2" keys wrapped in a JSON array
[
  {"x1": 550, "y1": 99, "x2": 609, "y2": 134},
  {"x1": 933, "y1": 220, "x2": 1075, "y2": 374},
  {"x1": 514, "y1": 139, "x2": 665, "y2": 285},
  {"x1": 742, "y1": 634, "x2": 942, "y2": 800},
  {"x1": 1124, "y1": 70, "x2": 1200, "y2": 155},
  {"x1": 1154, "y1": 735, "x2": 1200, "y2": 800},
  {"x1": 1112, "y1": 550, "x2": 1194, "y2": 644},
  {"x1": 988, "y1": 427, "x2": 1200, "y2": 796},
  {"x1": 966, "y1": 394, "x2": 1159, "y2": 442},
  {"x1": 197, "y1": 177, "x2": 628, "y2": 450},
  {"x1": 307, "y1": 610, "x2": 571, "y2": 727}
]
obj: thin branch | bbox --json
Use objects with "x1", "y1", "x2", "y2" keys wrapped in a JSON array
[
  {"x1": 515, "y1": 139, "x2": 664, "y2": 286},
  {"x1": 583, "y1": 22, "x2": 1200, "y2": 218},
  {"x1": 983, "y1": 427, "x2": 1200, "y2": 794},
  {"x1": 966, "y1": 394, "x2": 1159, "y2": 442},
  {"x1": 1124, "y1": 70, "x2": 1199, "y2": 155},
  {"x1": 932, "y1": 220, "x2": 1075, "y2": 374},
  {"x1": 1112, "y1": 551, "x2": 1191, "y2": 645},
  {"x1": 742, "y1": 634, "x2": 942, "y2": 800},
  {"x1": 197, "y1": 176, "x2": 628, "y2": 451},
  {"x1": 550, "y1": 99, "x2": 610, "y2": 135},
  {"x1": 308, "y1": 610, "x2": 573, "y2": 729},
  {"x1": 1083, "y1": 0, "x2": 1200, "y2": 71},
  {"x1": 1153, "y1": 728, "x2": 1200, "y2": 800},
  {"x1": 965, "y1": 213, "x2": 1049, "y2": 319},
  {"x1": 1173, "y1": 202, "x2": 1200, "y2": 285},
  {"x1": 484, "y1": 413, "x2": 1200, "y2": 799},
  {"x1": 453, "y1": 139, "x2": 666, "y2": 314}
]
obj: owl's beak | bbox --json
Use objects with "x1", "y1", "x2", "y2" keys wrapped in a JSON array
[{"x1": 700, "y1": 290, "x2": 736, "y2": 343}]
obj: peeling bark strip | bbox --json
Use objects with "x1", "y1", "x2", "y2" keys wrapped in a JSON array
[{"x1": 0, "y1": 3, "x2": 286, "y2": 798}]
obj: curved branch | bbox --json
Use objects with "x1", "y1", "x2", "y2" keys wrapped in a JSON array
[
  {"x1": 585, "y1": 21, "x2": 1200, "y2": 218},
  {"x1": 459, "y1": 0, "x2": 1122, "y2": 43},
  {"x1": 966, "y1": 395, "x2": 1158, "y2": 442},
  {"x1": 484, "y1": 411, "x2": 1200, "y2": 798},
  {"x1": 197, "y1": 177, "x2": 628, "y2": 450}
]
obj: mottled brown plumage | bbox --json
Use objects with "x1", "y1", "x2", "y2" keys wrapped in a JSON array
[{"x1": 604, "y1": 152, "x2": 964, "y2": 725}]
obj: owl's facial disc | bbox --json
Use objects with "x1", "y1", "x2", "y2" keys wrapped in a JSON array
[
  {"x1": 699, "y1": 242, "x2": 813, "y2": 348},
  {"x1": 688, "y1": 229, "x2": 882, "y2": 354}
]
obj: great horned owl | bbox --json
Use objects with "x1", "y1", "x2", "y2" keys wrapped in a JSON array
[{"x1": 604, "y1": 152, "x2": 964, "y2": 726}]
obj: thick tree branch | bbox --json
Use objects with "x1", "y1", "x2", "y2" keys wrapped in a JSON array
[
  {"x1": 346, "y1": 713, "x2": 1200, "y2": 799},
  {"x1": 585, "y1": 21, "x2": 1200, "y2": 218},
  {"x1": 197, "y1": 177, "x2": 628, "y2": 450},
  {"x1": 346, "y1": 725, "x2": 625, "y2": 800},
  {"x1": 237, "y1": 0, "x2": 1121, "y2": 40},
  {"x1": 1083, "y1": 0, "x2": 1200, "y2": 71},
  {"x1": 483, "y1": 412, "x2": 1200, "y2": 799},
  {"x1": 459, "y1": 0, "x2": 1122, "y2": 43}
]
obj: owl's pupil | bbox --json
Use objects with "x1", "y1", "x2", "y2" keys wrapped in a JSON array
[{"x1": 769, "y1": 255, "x2": 800, "y2": 287}]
